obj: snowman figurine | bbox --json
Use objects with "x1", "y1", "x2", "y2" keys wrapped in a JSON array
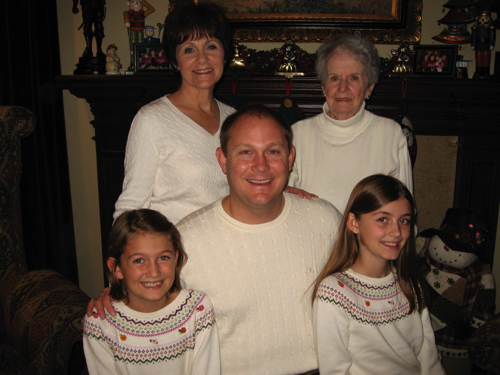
[
  {"x1": 105, "y1": 44, "x2": 122, "y2": 75},
  {"x1": 419, "y1": 207, "x2": 495, "y2": 375}
]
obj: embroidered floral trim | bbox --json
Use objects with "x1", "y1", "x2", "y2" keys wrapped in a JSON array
[
  {"x1": 83, "y1": 290, "x2": 216, "y2": 365},
  {"x1": 316, "y1": 272, "x2": 411, "y2": 326}
]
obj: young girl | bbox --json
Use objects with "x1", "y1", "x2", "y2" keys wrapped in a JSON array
[
  {"x1": 83, "y1": 209, "x2": 220, "y2": 375},
  {"x1": 312, "y1": 175, "x2": 445, "y2": 375}
]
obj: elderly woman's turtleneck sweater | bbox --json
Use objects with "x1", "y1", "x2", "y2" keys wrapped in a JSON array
[{"x1": 290, "y1": 102, "x2": 413, "y2": 213}]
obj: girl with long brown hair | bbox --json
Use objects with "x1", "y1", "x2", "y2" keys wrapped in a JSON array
[{"x1": 312, "y1": 174, "x2": 444, "y2": 374}]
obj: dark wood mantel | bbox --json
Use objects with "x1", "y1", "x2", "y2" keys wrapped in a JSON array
[{"x1": 55, "y1": 74, "x2": 500, "y2": 264}]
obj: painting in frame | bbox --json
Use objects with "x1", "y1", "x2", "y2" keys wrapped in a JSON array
[
  {"x1": 168, "y1": 0, "x2": 422, "y2": 43},
  {"x1": 413, "y1": 45, "x2": 458, "y2": 78},
  {"x1": 134, "y1": 43, "x2": 171, "y2": 73}
]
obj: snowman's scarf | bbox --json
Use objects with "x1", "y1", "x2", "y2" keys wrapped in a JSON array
[{"x1": 421, "y1": 243, "x2": 487, "y2": 321}]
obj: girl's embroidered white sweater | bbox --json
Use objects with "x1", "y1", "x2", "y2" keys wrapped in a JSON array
[
  {"x1": 314, "y1": 269, "x2": 445, "y2": 375},
  {"x1": 83, "y1": 289, "x2": 220, "y2": 375}
]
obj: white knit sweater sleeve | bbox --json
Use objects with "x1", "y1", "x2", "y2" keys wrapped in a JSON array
[
  {"x1": 83, "y1": 313, "x2": 118, "y2": 375},
  {"x1": 418, "y1": 308, "x2": 446, "y2": 375},
  {"x1": 192, "y1": 294, "x2": 221, "y2": 375},
  {"x1": 313, "y1": 278, "x2": 352, "y2": 375},
  {"x1": 395, "y1": 128, "x2": 414, "y2": 193},
  {"x1": 113, "y1": 103, "x2": 161, "y2": 220}
]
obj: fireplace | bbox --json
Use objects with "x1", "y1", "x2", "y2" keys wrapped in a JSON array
[{"x1": 56, "y1": 74, "x2": 500, "y2": 266}]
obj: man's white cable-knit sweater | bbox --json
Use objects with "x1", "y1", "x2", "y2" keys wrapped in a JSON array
[
  {"x1": 114, "y1": 96, "x2": 235, "y2": 224},
  {"x1": 176, "y1": 193, "x2": 342, "y2": 375},
  {"x1": 290, "y1": 102, "x2": 413, "y2": 213}
]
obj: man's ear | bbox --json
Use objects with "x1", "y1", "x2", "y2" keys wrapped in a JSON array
[
  {"x1": 346, "y1": 212, "x2": 360, "y2": 234},
  {"x1": 107, "y1": 257, "x2": 124, "y2": 280},
  {"x1": 288, "y1": 145, "x2": 296, "y2": 171},
  {"x1": 216, "y1": 147, "x2": 227, "y2": 174}
]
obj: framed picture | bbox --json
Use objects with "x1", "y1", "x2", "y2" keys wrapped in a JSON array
[
  {"x1": 413, "y1": 45, "x2": 458, "y2": 78},
  {"x1": 168, "y1": 0, "x2": 423, "y2": 44},
  {"x1": 134, "y1": 43, "x2": 171, "y2": 73}
]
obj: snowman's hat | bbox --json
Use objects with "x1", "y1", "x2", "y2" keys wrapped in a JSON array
[{"x1": 420, "y1": 207, "x2": 489, "y2": 255}]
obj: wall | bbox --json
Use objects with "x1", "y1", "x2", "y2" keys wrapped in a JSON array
[{"x1": 56, "y1": 0, "x2": 500, "y2": 311}]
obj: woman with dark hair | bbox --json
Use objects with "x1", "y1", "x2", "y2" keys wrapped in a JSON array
[
  {"x1": 114, "y1": 1, "x2": 235, "y2": 224},
  {"x1": 289, "y1": 33, "x2": 413, "y2": 214}
]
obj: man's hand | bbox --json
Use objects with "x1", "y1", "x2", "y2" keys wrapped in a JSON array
[
  {"x1": 284, "y1": 186, "x2": 318, "y2": 199},
  {"x1": 87, "y1": 287, "x2": 115, "y2": 319}
]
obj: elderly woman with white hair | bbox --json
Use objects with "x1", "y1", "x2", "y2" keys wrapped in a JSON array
[{"x1": 289, "y1": 33, "x2": 413, "y2": 214}]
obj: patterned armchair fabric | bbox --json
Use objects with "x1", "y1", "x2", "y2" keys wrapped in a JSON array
[
  {"x1": 0, "y1": 106, "x2": 90, "y2": 375},
  {"x1": 468, "y1": 313, "x2": 500, "y2": 375}
]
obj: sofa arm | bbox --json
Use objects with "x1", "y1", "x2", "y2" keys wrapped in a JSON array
[{"x1": 3, "y1": 269, "x2": 90, "y2": 375}]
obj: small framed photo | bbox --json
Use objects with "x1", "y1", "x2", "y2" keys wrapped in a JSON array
[
  {"x1": 134, "y1": 43, "x2": 171, "y2": 73},
  {"x1": 413, "y1": 45, "x2": 458, "y2": 77}
]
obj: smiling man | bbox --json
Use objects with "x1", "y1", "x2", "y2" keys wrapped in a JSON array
[
  {"x1": 90, "y1": 105, "x2": 341, "y2": 374},
  {"x1": 177, "y1": 105, "x2": 341, "y2": 375}
]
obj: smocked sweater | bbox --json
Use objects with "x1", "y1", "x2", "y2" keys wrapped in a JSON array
[
  {"x1": 114, "y1": 96, "x2": 235, "y2": 224},
  {"x1": 176, "y1": 193, "x2": 342, "y2": 375},
  {"x1": 314, "y1": 269, "x2": 444, "y2": 375},
  {"x1": 83, "y1": 289, "x2": 220, "y2": 375},
  {"x1": 290, "y1": 102, "x2": 413, "y2": 213}
]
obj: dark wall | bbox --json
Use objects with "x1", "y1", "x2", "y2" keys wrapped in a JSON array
[{"x1": 0, "y1": 0, "x2": 79, "y2": 285}]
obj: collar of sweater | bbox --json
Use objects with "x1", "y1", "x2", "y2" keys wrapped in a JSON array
[
  {"x1": 319, "y1": 101, "x2": 371, "y2": 137},
  {"x1": 215, "y1": 193, "x2": 293, "y2": 232}
]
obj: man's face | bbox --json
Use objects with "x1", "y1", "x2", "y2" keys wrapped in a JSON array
[
  {"x1": 145, "y1": 28, "x2": 154, "y2": 37},
  {"x1": 216, "y1": 113, "x2": 295, "y2": 215}
]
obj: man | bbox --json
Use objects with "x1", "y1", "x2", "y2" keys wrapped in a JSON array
[{"x1": 90, "y1": 105, "x2": 341, "y2": 374}]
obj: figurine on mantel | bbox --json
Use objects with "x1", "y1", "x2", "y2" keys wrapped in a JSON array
[
  {"x1": 105, "y1": 44, "x2": 122, "y2": 75},
  {"x1": 389, "y1": 44, "x2": 414, "y2": 75},
  {"x1": 72, "y1": 0, "x2": 107, "y2": 75},
  {"x1": 123, "y1": 0, "x2": 156, "y2": 71},
  {"x1": 143, "y1": 25, "x2": 160, "y2": 43},
  {"x1": 471, "y1": 10, "x2": 496, "y2": 79}
]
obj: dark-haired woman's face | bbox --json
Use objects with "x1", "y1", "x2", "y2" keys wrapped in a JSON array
[{"x1": 175, "y1": 36, "x2": 224, "y2": 90}]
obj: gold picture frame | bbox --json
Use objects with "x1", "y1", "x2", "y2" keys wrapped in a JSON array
[{"x1": 168, "y1": 0, "x2": 422, "y2": 44}]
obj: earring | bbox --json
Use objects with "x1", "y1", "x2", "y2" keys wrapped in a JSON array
[
  {"x1": 323, "y1": 93, "x2": 326, "y2": 97},
  {"x1": 365, "y1": 95, "x2": 370, "y2": 100}
]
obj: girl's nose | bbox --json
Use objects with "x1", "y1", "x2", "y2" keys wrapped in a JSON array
[
  {"x1": 147, "y1": 261, "x2": 160, "y2": 277},
  {"x1": 389, "y1": 222, "x2": 402, "y2": 237}
]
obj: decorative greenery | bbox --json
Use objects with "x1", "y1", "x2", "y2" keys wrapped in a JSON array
[
  {"x1": 237, "y1": 43, "x2": 316, "y2": 76},
  {"x1": 231, "y1": 42, "x2": 395, "y2": 77}
]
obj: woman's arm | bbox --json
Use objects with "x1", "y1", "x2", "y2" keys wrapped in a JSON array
[
  {"x1": 114, "y1": 109, "x2": 161, "y2": 220},
  {"x1": 396, "y1": 128, "x2": 414, "y2": 194}
]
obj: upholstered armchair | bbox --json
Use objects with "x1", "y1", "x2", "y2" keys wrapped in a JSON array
[{"x1": 0, "y1": 106, "x2": 90, "y2": 375}]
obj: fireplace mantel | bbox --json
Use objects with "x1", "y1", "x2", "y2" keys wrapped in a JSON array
[{"x1": 56, "y1": 74, "x2": 500, "y2": 264}]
